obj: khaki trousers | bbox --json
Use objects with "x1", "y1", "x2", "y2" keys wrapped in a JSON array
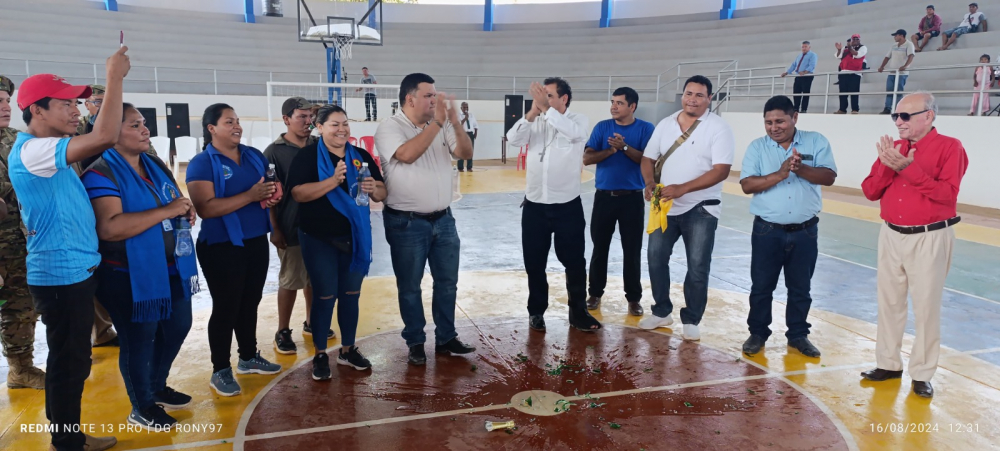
[
  {"x1": 875, "y1": 224, "x2": 954, "y2": 382},
  {"x1": 92, "y1": 297, "x2": 117, "y2": 345}
]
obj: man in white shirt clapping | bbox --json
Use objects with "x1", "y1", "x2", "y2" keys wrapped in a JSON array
[{"x1": 506, "y1": 78, "x2": 602, "y2": 334}]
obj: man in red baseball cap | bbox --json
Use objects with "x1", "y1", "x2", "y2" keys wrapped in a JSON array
[{"x1": 7, "y1": 46, "x2": 130, "y2": 451}]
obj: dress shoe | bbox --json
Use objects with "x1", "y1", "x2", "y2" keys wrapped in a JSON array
[
  {"x1": 435, "y1": 338, "x2": 476, "y2": 355},
  {"x1": 879, "y1": 108, "x2": 892, "y2": 115},
  {"x1": 408, "y1": 345, "x2": 426, "y2": 366},
  {"x1": 586, "y1": 296, "x2": 601, "y2": 310},
  {"x1": 85, "y1": 434, "x2": 118, "y2": 451},
  {"x1": 860, "y1": 368, "x2": 903, "y2": 381},
  {"x1": 912, "y1": 381, "x2": 934, "y2": 398},
  {"x1": 788, "y1": 337, "x2": 821, "y2": 358},
  {"x1": 627, "y1": 302, "x2": 643, "y2": 316},
  {"x1": 529, "y1": 315, "x2": 546, "y2": 332},
  {"x1": 93, "y1": 336, "x2": 120, "y2": 348},
  {"x1": 742, "y1": 334, "x2": 766, "y2": 356},
  {"x1": 834, "y1": 110, "x2": 847, "y2": 114}
]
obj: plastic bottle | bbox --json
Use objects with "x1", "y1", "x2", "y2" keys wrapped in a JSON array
[
  {"x1": 265, "y1": 163, "x2": 277, "y2": 183},
  {"x1": 175, "y1": 218, "x2": 194, "y2": 257},
  {"x1": 355, "y1": 163, "x2": 371, "y2": 206}
]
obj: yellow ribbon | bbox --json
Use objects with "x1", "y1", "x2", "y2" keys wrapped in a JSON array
[{"x1": 647, "y1": 184, "x2": 673, "y2": 234}]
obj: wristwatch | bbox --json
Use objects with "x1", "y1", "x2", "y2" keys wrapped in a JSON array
[{"x1": 623, "y1": 145, "x2": 629, "y2": 152}]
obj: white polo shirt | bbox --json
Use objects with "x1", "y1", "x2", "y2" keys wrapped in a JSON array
[
  {"x1": 374, "y1": 111, "x2": 459, "y2": 213},
  {"x1": 505, "y1": 108, "x2": 589, "y2": 205},
  {"x1": 643, "y1": 110, "x2": 735, "y2": 217}
]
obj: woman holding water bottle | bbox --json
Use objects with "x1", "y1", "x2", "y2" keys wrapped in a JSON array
[
  {"x1": 286, "y1": 105, "x2": 385, "y2": 381},
  {"x1": 82, "y1": 103, "x2": 199, "y2": 429},
  {"x1": 186, "y1": 103, "x2": 283, "y2": 397}
]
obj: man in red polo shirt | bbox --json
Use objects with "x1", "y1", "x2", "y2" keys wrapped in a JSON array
[{"x1": 859, "y1": 92, "x2": 968, "y2": 399}]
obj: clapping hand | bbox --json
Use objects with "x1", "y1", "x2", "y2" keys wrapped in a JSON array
[
  {"x1": 608, "y1": 133, "x2": 626, "y2": 151},
  {"x1": 876, "y1": 134, "x2": 914, "y2": 171},
  {"x1": 334, "y1": 160, "x2": 347, "y2": 185},
  {"x1": 529, "y1": 82, "x2": 549, "y2": 113}
]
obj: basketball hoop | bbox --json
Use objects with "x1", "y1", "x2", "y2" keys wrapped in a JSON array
[{"x1": 333, "y1": 34, "x2": 355, "y2": 60}]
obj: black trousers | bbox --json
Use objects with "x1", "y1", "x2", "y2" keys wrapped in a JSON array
[
  {"x1": 365, "y1": 93, "x2": 377, "y2": 120},
  {"x1": 792, "y1": 76, "x2": 814, "y2": 112},
  {"x1": 196, "y1": 235, "x2": 269, "y2": 372},
  {"x1": 522, "y1": 197, "x2": 587, "y2": 316},
  {"x1": 588, "y1": 190, "x2": 644, "y2": 303},
  {"x1": 838, "y1": 74, "x2": 861, "y2": 112},
  {"x1": 30, "y1": 275, "x2": 98, "y2": 450}
]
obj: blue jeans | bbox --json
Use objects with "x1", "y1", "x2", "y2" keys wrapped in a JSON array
[
  {"x1": 747, "y1": 217, "x2": 818, "y2": 341},
  {"x1": 298, "y1": 231, "x2": 365, "y2": 350},
  {"x1": 383, "y1": 208, "x2": 460, "y2": 347},
  {"x1": 96, "y1": 266, "x2": 192, "y2": 411},
  {"x1": 647, "y1": 205, "x2": 718, "y2": 324},
  {"x1": 885, "y1": 74, "x2": 908, "y2": 110}
]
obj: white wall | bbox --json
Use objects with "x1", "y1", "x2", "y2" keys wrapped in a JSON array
[
  {"x1": 615, "y1": 0, "x2": 722, "y2": 19},
  {"x1": 736, "y1": 0, "x2": 822, "y2": 9},
  {"x1": 724, "y1": 112, "x2": 999, "y2": 209},
  {"x1": 88, "y1": 0, "x2": 247, "y2": 15}
]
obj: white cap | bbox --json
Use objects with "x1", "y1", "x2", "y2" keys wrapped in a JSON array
[{"x1": 362, "y1": 162, "x2": 369, "y2": 167}]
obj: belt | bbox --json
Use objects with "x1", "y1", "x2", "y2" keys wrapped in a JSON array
[
  {"x1": 886, "y1": 217, "x2": 960, "y2": 235},
  {"x1": 597, "y1": 189, "x2": 643, "y2": 197},
  {"x1": 756, "y1": 216, "x2": 819, "y2": 232},
  {"x1": 695, "y1": 199, "x2": 722, "y2": 207},
  {"x1": 384, "y1": 206, "x2": 449, "y2": 222}
]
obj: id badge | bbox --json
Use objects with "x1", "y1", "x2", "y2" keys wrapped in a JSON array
[
  {"x1": 162, "y1": 219, "x2": 174, "y2": 232},
  {"x1": 800, "y1": 154, "x2": 814, "y2": 161}
]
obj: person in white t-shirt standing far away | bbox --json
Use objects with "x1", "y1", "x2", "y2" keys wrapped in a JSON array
[
  {"x1": 637, "y1": 75, "x2": 735, "y2": 341},
  {"x1": 457, "y1": 102, "x2": 478, "y2": 172},
  {"x1": 355, "y1": 67, "x2": 378, "y2": 121}
]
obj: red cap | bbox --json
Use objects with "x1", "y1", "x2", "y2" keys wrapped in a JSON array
[
  {"x1": 16, "y1": 74, "x2": 93, "y2": 110},
  {"x1": 851, "y1": 33, "x2": 861, "y2": 39}
]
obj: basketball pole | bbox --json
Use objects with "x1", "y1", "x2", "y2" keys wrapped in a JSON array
[{"x1": 327, "y1": 46, "x2": 343, "y2": 106}]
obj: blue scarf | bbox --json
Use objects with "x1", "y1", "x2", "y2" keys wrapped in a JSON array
[
  {"x1": 317, "y1": 139, "x2": 372, "y2": 275},
  {"x1": 104, "y1": 149, "x2": 200, "y2": 322},
  {"x1": 206, "y1": 144, "x2": 268, "y2": 246}
]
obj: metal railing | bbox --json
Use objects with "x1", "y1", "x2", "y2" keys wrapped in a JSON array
[
  {"x1": 714, "y1": 63, "x2": 999, "y2": 115},
  {"x1": 655, "y1": 59, "x2": 738, "y2": 102}
]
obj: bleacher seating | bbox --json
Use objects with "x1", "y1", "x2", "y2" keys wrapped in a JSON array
[{"x1": 0, "y1": 0, "x2": 994, "y2": 115}]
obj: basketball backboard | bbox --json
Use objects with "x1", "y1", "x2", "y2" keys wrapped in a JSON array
[{"x1": 297, "y1": 0, "x2": 384, "y2": 47}]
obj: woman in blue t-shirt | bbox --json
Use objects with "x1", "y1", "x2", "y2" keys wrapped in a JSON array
[
  {"x1": 286, "y1": 105, "x2": 385, "y2": 381},
  {"x1": 82, "y1": 103, "x2": 199, "y2": 430},
  {"x1": 185, "y1": 103, "x2": 281, "y2": 397}
]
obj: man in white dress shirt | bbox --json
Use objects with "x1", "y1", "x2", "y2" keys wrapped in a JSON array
[
  {"x1": 505, "y1": 77, "x2": 602, "y2": 333},
  {"x1": 638, "y1": 75, "x2": 735, "y2": 341}
]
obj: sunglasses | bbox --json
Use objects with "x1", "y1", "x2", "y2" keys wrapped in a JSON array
[{"x1": 890, "y1": 109, "x2": 930, "y2": 122}]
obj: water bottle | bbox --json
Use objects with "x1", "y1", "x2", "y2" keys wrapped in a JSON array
[
  {"x1": 355, "y1": 163, "x2": 371, "y2": 206},
  {"x1": 175, "y1": 218, "x2": 194, "y2": 257},
  {"x1": 265, "y1": 163, "x2": 277, "y2": 183}
]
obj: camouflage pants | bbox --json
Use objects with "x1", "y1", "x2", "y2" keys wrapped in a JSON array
[{"x1": 0, "y1": 234, "x2": 37, "y2": 357}]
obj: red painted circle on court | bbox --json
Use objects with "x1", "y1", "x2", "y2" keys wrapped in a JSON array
[{"x1": 243, "y1": 319, "x2": 850, "y2": 450}]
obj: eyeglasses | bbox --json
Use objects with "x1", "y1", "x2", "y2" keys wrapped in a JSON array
[
  {"x1": 890, "y1": 109, "x2": 930, "y2": 122},
  {"x1": 88, "y1": 99, "x2": 103, "y2": 106}
]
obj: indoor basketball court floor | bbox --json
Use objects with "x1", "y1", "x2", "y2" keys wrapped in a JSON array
[{"x1": 2, "y1": 162, "x2": 998, "y2": 450}]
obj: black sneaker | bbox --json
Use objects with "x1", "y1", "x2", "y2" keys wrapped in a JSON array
[
  {"x1": 128, "y1": 405, "x2": 177, "y2": 431},
  {"x1": 312, "y1": 353, "x2": 331, "y2": 381},
  {"x1": 408, "y1": 345, "x2": 426, "y2": 366},
  {"x1": 302, "y1": 321, "x2": 336, "y2": 340},
  {"x1": 274, "y1": 328, "x2": 297, "y2": 355},
  {"x1": 337, "y1": 346, "x2": 372, "y2": 370},
  {"x1": 435, "y1": 338, "x2": 477, "y2": 355},
  {"x1": 153, "y1": 386, "x2": 192, "y2": 410}
]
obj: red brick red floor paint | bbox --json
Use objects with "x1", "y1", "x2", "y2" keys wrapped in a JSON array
[{"x1": 242, "y1": 319, "x2": 850, "y2": 450}]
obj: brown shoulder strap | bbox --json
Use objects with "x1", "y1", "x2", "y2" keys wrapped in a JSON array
[{"x1": 653, "y1": 119, "x2": 700, "y2": 183}]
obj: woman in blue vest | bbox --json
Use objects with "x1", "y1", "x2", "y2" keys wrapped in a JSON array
[
  {"x1": 286, "y1": 105, "x2": 385, "y2": 381},
  {"x1": 186, "y1": 103, "x2": 281, "y2": 397},
  {"x1": 82, "y1": 103, "x2": 199, "y2": 429}
]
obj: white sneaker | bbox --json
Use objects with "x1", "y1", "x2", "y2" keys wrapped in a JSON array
[
  {"x1": 638, "y1": 314, "x2": 674, "y2": 330},
  {"x1": 683, "y1": 324, "x2": 701, "y2": 341}
]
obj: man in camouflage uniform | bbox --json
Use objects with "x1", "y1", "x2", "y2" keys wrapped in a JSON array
[
  {"x1": 76, "y1": 84, "x2": 105, "y2": 136},
  {"x1": 0, "y1": 75, "x2": 45, "y2": 389}
]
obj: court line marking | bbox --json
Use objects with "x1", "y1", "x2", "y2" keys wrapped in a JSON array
[{"x1": 965, "y1": 347, "x2": 1000, "y2": 355}]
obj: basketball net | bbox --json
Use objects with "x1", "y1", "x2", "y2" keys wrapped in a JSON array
[{"x1": 333, "y1": 34, "x2": 355, "y2": 60}]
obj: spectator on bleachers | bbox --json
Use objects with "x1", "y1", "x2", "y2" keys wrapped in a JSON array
[
  {"x1": 263, "y1": 97, "x2": 322, "y2": 356},
  {"x1": 7, "y1": 47, "x2": 131, "y2": 451},
  {"x1": 938, "y1": 3, "x2": 987, "y2": 51},
  {"x1": 835, "y1": 34, "x2": 867, "y2": 114},
  {"x1": 878, "y1": 30, "x2": 916, "y2": 114},
  {"x1": 970, "y1": 54, "x2": 994, "y2": 116},
  {"x1": 83, "y1": 103, "x2": 197, "y2": 431},
  {"x1": 781, "y1": 41, "x2": 817, "y2": 113},
  {"x1": 912, "y1": 5, "x2": 942, "y2": 52},
  {"x1": 186, "y1": 103, "x2": 282, "y2": 397}
]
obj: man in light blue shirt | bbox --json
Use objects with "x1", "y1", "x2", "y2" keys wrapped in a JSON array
[
  {"x1": 781, "y1": 41, "x2": 818, "y2": 113},
  {"x1": 739, "y1": 95, "x2": 837, "y2": 359}
]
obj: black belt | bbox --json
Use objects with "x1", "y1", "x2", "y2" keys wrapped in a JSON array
[
  {"x1": 755, "y1": 216, "x2": 819, "y2": 232},
  {"x1": 597, "y1": 189, "x2": 643, "y2": 197},
  {"x1": 384, "y1": 206, "x2": 449, "y2": 222},
  {"x1": 886, "y1": 217, "x2": 960, "y2": 235},
  {"x1": 695, "y1": 199, "x2": 722, "y2": 207}
]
